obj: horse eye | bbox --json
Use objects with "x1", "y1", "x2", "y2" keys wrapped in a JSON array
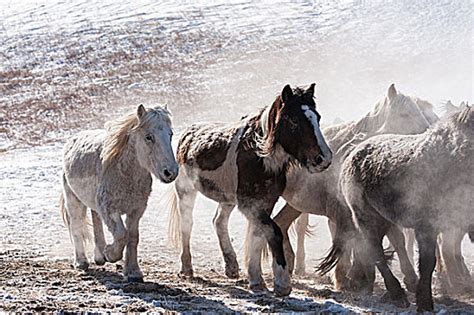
[{"x1": 145, "y1": 134, "x2": 154, "y2": 143}]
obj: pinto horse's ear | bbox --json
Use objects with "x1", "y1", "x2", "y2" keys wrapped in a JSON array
[
  {"x1": 305, "y1": 83, "x2": 316, "y2": 98},
  {"x1": 387, "y1": 83, "x2": 397, "y2": 100},
  {"x1": 137, "y1": 104, "x2": 146, "y2": 119},
  {"x1": 281, "y1": 84, "x2": 293, "y2": 103}
]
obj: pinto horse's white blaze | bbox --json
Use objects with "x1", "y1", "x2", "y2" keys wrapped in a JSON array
[{"x1": 301, "y1": 105, "x2": 332, "y2": 162}]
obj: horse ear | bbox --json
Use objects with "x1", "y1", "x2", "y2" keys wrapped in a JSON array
[
  {"x1": 137, "y1": 104, "x2": 146, "y2": 119},
  {"x1": 281, "y1": 84, "x2": 293, "y2": 103},
  {"x1": 305, "y1": 83, "x2": 316, "y2": 97},
  {"x1": 387, "y1": 83, "x2": 397, "y2": 100}
]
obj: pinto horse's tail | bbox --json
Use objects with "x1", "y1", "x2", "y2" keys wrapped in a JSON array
[
  {"x1": 316, "y1": 206, "x2": 355, "y2": 275},
  {"x1": 167, "y1": 185, "x2": 181, "y2": 248}
]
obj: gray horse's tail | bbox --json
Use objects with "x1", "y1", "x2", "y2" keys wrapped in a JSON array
[
  {"x1": 317, "y1": 207, "x2": 355, "y2": 275},
  {"x1": 167, "y1": 186, "x2": 181, "y2": 248}
]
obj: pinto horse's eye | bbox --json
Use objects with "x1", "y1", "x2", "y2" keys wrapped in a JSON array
[
  {"x1": 284, "y1": 115, "x2": 298, "y2": 130},
  {"x1": 145, "y1": 134, "x2": 155, "y2": 143}
]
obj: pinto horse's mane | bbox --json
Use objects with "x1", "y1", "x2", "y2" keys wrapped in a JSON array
[{"x1": 101, "y1": 106, "x2": 171, "y2": 167}]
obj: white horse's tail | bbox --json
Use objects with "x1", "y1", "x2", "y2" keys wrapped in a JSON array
[
  {"x1": 167, "y1": 185, "x2": 181, "y2": 248},
  {"x1": 59, "y1": 191, "x2": 92, "y2": 244}
]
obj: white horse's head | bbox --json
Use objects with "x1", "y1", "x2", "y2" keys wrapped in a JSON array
[
  {"x1": 132, "y1": 105, "x2": 179, "y2": 183},
  {"x1": 357, "y1": 84, "x2": 439, "y2": 136}
]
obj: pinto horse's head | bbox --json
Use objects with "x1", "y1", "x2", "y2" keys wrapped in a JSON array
[{"x1": 262, "y1": 83, "x2": 332, "y2": 173}]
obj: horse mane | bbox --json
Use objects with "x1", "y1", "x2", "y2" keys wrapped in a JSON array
[
  {"x1": 101, "y1": 106, "x2": 171, "y2": 166},
  {"x1": 254, "y1": 96, "x2": 283, "y2": 157}
]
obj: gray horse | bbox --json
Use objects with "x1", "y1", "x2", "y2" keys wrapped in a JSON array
[
  {"x1": 333, "y1": 106, "x2": 473, "y2": 311},
  {"x1": 61, "y1": 105, "x2": 178, "y2": 282}
]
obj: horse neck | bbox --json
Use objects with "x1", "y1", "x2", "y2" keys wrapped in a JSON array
[{"x1": 115, "y1": 138, "x2": 148, "y2": 177}]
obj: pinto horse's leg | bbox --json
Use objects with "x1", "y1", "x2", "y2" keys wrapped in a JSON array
[
  {"x1": 91, "y1": 210, "x2": 106, "y2": 266},
  {"x1": 176, "y1": 187, "x2": 197, "y2": 277},
  {"x1": 294, "y1": 213, "x2": 309, "y2": 275},
  {"x1": 273, "y1": 203, "x2": 301, "y2": 275},
  {"x1": 63, "y1": 187, "x2": 89, "y2": 271},
  {"x1": 100, "y1": 209, "x2": 127, "y2": 263},
  {"x1": 213, "y1": 202, "x2": 239, "y2": 279},
  {"x1": 387, "y1": 224, "x2": 418, "y2": 293},
  {"x1": 415, "y1": 226, "x2": 437, "y2": 312},
  {"x1": 246, "y1": 220, "x2": 267, "y2": 292},
  {"x1": 124, "y1": 208, "x2": 145, "y2": 282}
]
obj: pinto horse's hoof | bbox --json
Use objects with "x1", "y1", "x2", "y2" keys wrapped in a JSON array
[
  {"x1": 381, "y1": 292, "x2": 410, "y2": 308},
  {"x1": 126, "y1": 275, "x2": 144, "y2": 283},
  {"x1": 274, "y1": 285, "x2": 292, "y2": 297},
  {"x1": 250, "y1": 282, "x2": 268, "y2": 294},
  {"x1": 75, "y1": 260, "x2": 89, "y2": 271}
]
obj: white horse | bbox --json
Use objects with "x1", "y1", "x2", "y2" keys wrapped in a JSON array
[{"x1": 61, "y1": 105, "x2": 178, "y2": 282}]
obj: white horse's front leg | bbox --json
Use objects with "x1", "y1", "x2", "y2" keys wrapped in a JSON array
[
  {"x1": 91, "y1": 210, "x2": 106, "y2": 266},
  {"x1": 124, "y1": 210, "x2": 144, "y2": 282},
  {"x1": 100, "y1": 210, "x2": 127, "y2": 263}
]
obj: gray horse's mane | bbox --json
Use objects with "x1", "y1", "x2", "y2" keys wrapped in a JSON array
[{"x1": 101, "y1": 106, "x2": 171, "y2": 166}]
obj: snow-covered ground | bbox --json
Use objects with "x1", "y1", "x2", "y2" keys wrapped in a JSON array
[{"x1": 1, "y1": 0, "x2": 472, "y2": 312}]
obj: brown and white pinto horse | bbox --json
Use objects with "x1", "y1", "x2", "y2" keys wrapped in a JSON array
[{"x1": 167, "y1": 84, "x2": 332, "y2": 296}]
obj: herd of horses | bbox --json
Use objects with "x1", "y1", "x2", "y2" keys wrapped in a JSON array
[{"x1": 60, "y1": 83, "x2": 473, "y2": 312}]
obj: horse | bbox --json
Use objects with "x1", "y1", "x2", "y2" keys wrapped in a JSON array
[
  {"x1": 329, "y1": 106, "x2": 473, "y2": 311},
  {"x1": 61, "y1": 105, "x2": 178, "y2": 282},
  {"x1": 273, "y1": 84, "x2": 438, "y2": 291},
  {"x1": 167, "y1": 83, "x2": 332, "y2": 296}
]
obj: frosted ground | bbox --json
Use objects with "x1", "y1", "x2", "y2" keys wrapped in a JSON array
[{"x1": 0, "y1": 0, "x2": 472, "y2": 312}]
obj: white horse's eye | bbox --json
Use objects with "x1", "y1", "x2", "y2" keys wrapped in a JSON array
[{"x1": 145, "y1": 134, "x2": 155, "y2": 143}]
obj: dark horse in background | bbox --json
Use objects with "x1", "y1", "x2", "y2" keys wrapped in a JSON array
[
  {"x1": 167, "y1": 84, "x2": 332, "y2": 296},
  {"x1": 322, "y1": 106, "x2": 473, "y2": 311}
]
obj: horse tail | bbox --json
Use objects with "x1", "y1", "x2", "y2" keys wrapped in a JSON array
[
  {"x1": 60, "y1": 188, "x2": 92, "y2": 245},
  {"x1": 316, "y1": 206, "x2": 355, "y2": 275},
  {"x1": 167, "y1": 185, "x2": 181, "y2": 248}
]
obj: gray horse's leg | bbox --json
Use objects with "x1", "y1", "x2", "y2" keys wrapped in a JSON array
[
  {"x1": 91, "y1": 210, "x2": 106, "y2": 266},
  {"x1": 387, "y1": 225, "x2": 418, "y2": 293},
  {"x1": 328, "y1": 220, "x2": 351, "y2": 291},
  {"x1": 273, "y1": 203, "x2": 301, "y2": 275},
  {"x1": 415, "y1": 226, "x2": 437, "y2": 312},
  {"x1": 213, "y1": 202, "x2": 239, "y2": 279},
  {"x1": 63, "y1": 185, "x2": 89, "y2": 270},
  {"x1": 176, "y1": 187, "x2": 197, "y2": 277},
  {"x1": 124, "y1": 209, "x2": 145, "y2": 282},
  {"x1": 294, "y1": 213, "x2": 309, "y2": 275},
  {"x1": 101, "y1": 209, "x2": 127, "y2": 263}
]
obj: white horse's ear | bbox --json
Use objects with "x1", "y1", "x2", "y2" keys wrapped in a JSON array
[
  {"x1": 164, "y1": 104, "x2": 168, "y2": 110},
  {"x1": 387, "y1": 83, "x2": 397, "y2": 100},
  {"x1": 137, "y1": 104, "x2": 146, "y2": 119}
]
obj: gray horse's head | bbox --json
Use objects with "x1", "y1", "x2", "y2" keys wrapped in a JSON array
[
  {"x1": 356, "y1": 84, "x2": 439, "y2": 136},
  {"x1": 133, "y1": 105, "x2": 179, "y2": 183}
]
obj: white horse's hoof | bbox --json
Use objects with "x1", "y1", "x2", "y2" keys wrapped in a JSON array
[
  {"x1": 75, "y1": 260, "x2": 89, "y2": 271},
  {"x1": 274, "y1": 284, "x2": 292, "y2": 297},
  {"x1": 103, "y1": 245, "x2": 123, "y2": 263}
]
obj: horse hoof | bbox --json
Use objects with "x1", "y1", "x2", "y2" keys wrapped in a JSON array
[
  {"x1": 250, "y1": 282, "x2": 268, "y2": 293},
  {"x1": 179, "y1": 269, "x2": 193, "y2": 278},
  {"x1": 225, "y1": 266, "x2": 240, "y2": 279},
  {"x1": 381, "y1": 292, "x2": 410, "y2": 308},
  {"x1": 75, "y1": 261, "x2": 89, "y2": 271},
  {"x1": 94, "y1": 256, "x2": 106, "y2": 266},
  {"x1": 294, "y1": 267, "x2": 306, "y2": 276},
  {"x1": 103, "y1": 245, "x2": 123, "y2": 263},
  {"x1": 126, "y1": 275, "x2": 144, "y2": 283},
  {"x1": 274, "y1": 285, "x2": 292, "y2": 297},
  {"x1": 416, "y1": 297, "x2": 434, "y2": 312}
]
